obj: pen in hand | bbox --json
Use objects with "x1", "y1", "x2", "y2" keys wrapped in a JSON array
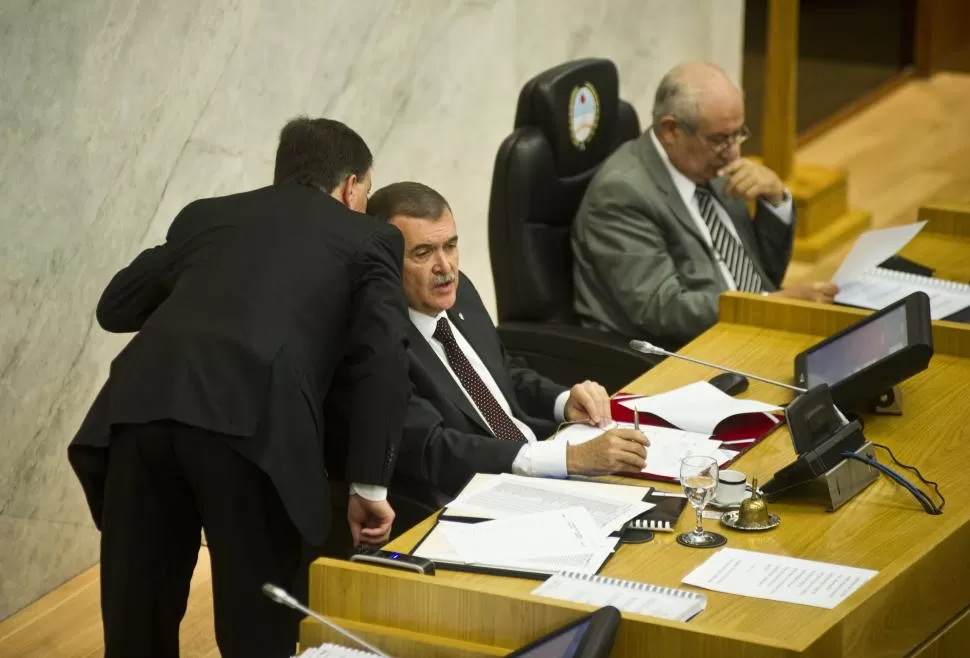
[{"x1": 634, "y1": 409, "x2": 640, "y2": 431}]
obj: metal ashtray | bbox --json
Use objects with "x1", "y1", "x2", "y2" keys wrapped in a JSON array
[{"x1": 720, "y1": 510, "x2": 781, "y2": 531}]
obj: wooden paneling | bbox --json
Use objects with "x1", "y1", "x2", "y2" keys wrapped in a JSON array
[
  {"x1": 915, "y1": 0, "x2": 970, "y2": 75},
  {"x1": 761, "y1": 0, "x2": 800, "y2": 180}
]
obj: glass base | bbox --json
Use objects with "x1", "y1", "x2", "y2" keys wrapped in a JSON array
[{"x1": 676, "y1": 530, "x2": 727, "y2": 548}]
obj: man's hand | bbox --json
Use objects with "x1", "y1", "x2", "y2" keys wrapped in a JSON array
[
  {"x1": 564, "y1": 380, "x2": 612, "y2": 428},
  {"x1": 347, "y1": 494, "x2": 395, "y2": 548},
  {"x1": 566, "y1": 428, "x2": 650, "y2": 476},
  {"x1": 719, "y1": 159, "x2": 785, "y2": 205},
  {"x1": 772, "y1": 281, "x2": 839, "y2": 304}
]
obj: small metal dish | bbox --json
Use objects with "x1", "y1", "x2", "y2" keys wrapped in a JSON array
[{"x1": 720, "y1": 510, "x2": 781, "y2": 531}]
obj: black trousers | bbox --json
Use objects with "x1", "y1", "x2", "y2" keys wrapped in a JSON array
[{"x1": 100, "y1": 421, "x2": 320, "y2": 658}]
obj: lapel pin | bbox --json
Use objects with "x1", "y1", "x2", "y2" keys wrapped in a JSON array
[{"x1": 458, "y1": 312, "x2": 465, "y2": 321}]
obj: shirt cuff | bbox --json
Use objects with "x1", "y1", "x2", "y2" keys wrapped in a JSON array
[
  {"x1": 759, "y1": 190, "x2": 794, "y2": 225},
  {"x1": 510, "y1": 441, "x2": 569, "y2": 479},
  {"x1": 349, "y1": 483, "x2": 388, "y2": 501},
  {"x1": 553, "y1": 390, "x2": 571, "y2": 423}
]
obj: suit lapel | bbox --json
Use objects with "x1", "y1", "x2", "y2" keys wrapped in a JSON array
[
  {"x1": 407, "y1": 322, "x2": 492, "y2": 435},
  {"x1": 636, "y1": 135, "x2": 705, "y2": 243}
]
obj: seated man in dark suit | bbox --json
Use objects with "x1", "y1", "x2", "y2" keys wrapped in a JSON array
[
  {"x1": 366, "y1": 182, "x2": 649, "y2": 508},
  {"x1": 572, "y1": 61, "x2": 838, "y2": 347}
]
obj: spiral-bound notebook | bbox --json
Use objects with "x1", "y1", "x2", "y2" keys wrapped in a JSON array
[
  {"x1": 532, "y1": 571, "x2": 706, "y2": 622},
  {"x1": 835, "y1": 266, "x2": 970, "y2": 321}
]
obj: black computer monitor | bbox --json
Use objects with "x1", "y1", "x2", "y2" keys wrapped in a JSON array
[
  {"x1": 505, "y1": 606, "x2": 621, "y2": 658},
  {"x1": 794, "y1": 291, "x2": 933, "y2": 410}
]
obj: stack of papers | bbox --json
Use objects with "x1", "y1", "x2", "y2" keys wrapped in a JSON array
[
  {"x1": 295, "y1": 643, "x2": 381, "y2": 657},
  {"x1": 411, "y1": 474, "x2": 652, "y2": 576}
]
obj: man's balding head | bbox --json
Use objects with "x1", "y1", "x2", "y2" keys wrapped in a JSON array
[{"x1": 651, "y1": 62, "x2": 747, "y2": 182}]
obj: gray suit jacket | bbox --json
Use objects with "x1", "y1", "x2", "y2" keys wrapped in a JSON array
[{"x1": 571, "y1": 133, "x2": 794, "y2": 346}]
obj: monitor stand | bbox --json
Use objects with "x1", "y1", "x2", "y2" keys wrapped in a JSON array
[
  {"x1": 868, "y1": 385, "x2": 903, "y2": 416},
  {"x1": 778, "y1": 442, "x2": 880, "y2": 512}
]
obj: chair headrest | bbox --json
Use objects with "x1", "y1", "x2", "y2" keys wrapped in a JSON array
[{"x1": 514, "y1": 58, "x2": 622, "y2": 178}]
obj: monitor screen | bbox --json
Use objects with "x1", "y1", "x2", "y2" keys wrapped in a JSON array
[
  {"x1": 803, "y1": 304, "x2": 909, "y2": 388},
  {"x1": 512, "y1": 619, "x2": 590, "y2": 657}
]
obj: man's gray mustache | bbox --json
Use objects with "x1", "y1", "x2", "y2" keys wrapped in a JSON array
[{"x1": 432, "y1": 273, "x2": 456, "y2": 286}]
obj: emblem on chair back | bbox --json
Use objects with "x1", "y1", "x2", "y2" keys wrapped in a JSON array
[{"x1": 568, "y1": 82, "x2": 600, "y2": 150}]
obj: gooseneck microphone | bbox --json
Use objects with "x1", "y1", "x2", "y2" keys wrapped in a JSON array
[
  {"x1": 262, "y1": 583, "x2": 392, "y2": 658},
  {"x1": 628, "y1": 339, "x2": 808, "y2": 394}
]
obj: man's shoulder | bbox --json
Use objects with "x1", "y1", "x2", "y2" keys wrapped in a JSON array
[{"x1": 582, "y1": 139, "x2": 662, "y2": 208}]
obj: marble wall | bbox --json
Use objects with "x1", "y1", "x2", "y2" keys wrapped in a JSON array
[{"x1": 0, "y1": 0, "x2": 743, "y2": 619}]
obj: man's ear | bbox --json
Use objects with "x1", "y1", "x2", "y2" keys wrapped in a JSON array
[
  {"x1": 656, "y1": 116, "x2": 681, "y2": 146},
  {"x1": 340, "y1": 174, "x2": 358, "y2": 207}
]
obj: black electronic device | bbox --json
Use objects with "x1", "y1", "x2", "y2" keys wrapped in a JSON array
[
  {"x1": 794, "y1": 292, "x2": 933, "y2": 411},
  {"x1": 708, "y1": 372, "x2": 749, "y2": 396},
  {"x1": 505, "y1": 606, "x2": 621, "y2": 658},
  {"x1": 349, "y1": 548, "x2": 435, "y2": 575},
  {"x1": 762, "y1": 384, "x2": 867, "y2": 501}
]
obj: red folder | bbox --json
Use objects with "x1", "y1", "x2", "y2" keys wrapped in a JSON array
[{"x1": 610, "y1": 392, "x2": 785, "y2": 482}]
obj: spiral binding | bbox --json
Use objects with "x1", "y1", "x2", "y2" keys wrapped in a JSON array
[
  {"x1": 557, "y1": 571, "x2": 703, "y2": 600},
  {"x1": 628, "y1": 518, "x2": 673, "y2": 532},
  {"x1": 868, "y1": 267, "x2": 970, "y2": 294}
]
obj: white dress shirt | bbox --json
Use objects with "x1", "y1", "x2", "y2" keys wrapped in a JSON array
[
  {"x1": 410, "y1": 308, "x2": 571, "y2": 478},
  {"x1": 649, "y1": 130, "x2": 793, "y2": 291}
]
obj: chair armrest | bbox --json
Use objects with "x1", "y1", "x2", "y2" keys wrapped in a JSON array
[{"x1": 497, "y1": 321, "x2": 661, "y2": 393}]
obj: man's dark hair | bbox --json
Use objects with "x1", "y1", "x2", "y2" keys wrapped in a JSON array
[
  {"x1": 367, "y1": 182, "x2": 451, "y2": 222},
  {"x1": 273, "y1": 117, "x2": 372, "y2": 193}
]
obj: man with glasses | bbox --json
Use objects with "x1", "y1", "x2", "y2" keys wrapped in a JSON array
[{"x1": 572, "y1": 61, "x2": 837, "y2": 347}]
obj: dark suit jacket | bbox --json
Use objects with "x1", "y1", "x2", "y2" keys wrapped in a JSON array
[
  {"x1": 68, "y1": 183, "x2": 410, "y2": 546},
  {"x1": 572, "y1": 132, "x2": 795, "y2": 347},
  {"x1": 392, "y1": 274, "x2": 568, "y2": 500}
]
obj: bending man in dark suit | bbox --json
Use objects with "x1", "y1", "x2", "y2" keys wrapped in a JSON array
[
  {"x1": 573, "y1": 61, "x2": 837, "y2": 347},
  {"x1": 68, "y1": 118, "x2": 409, "y2": 658},
  {"x1": 366, "y1": 182, "x2": 649, "y2": 506}
]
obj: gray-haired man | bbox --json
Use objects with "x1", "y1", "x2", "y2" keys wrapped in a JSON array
[{"x1": 572, "y1": 61, "x2": 837, "y2": 347}]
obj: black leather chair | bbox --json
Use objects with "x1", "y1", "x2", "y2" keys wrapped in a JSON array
[{"x1": 488, "y1": 58, "x2": 659, "y2": 393}]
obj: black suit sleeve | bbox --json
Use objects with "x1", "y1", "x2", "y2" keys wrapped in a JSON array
[
  {"x1": 503, "y1": 347, "x2": 569, "y2": 422},
  {"x1": 339, "y1": 226, "x2": 411, "y2": 487},
  {"x1": 395, "y1": 384, "x2": 524, "y2": 496},
  {"x1": 95, "y1": 204, "x2": 200, "y2": 332},
  {"x1": 752, "y1": 201, "x2": 795, "y2": 288}
]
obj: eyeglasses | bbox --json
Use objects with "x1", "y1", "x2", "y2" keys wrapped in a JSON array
[{"x1": 681, "y1": 122, "x2": 751, "y2": 154}]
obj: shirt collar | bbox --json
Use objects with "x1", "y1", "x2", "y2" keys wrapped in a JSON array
[
  {"x1": 649, "y1": 128, "x2": 698, "y2": 205},
  {"x1": 408, "y1": 307, "x2": 449, "y2": 342}
]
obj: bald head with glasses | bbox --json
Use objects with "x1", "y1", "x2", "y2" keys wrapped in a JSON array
[{"x1": 651, "y1": 62, "x2": 784, "y2": 205}]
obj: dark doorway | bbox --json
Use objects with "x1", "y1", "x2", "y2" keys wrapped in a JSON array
[{"x1": 743, "y1": 0, "x2": 915, "y2": 155}]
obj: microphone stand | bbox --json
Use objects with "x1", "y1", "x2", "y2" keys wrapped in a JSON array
[{"x1": 262, "y1": 583, "x2": 392, "y2": 657}]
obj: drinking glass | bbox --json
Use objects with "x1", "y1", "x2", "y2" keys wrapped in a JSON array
[{"x1": 677, "y1": 455, "x2": 727, "y2": 548}]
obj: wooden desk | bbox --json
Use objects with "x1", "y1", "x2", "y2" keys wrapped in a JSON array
[{"x1": 301, "y1": 295, "x2": 970, "y2": 657}]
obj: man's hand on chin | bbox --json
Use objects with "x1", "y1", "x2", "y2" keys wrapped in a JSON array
[
  {"x1": 564, "y1": 380, "x2": 612, "y2": 428},
  {"x1": 719, "y1": 159, "x2": 785, "y2": 206}
]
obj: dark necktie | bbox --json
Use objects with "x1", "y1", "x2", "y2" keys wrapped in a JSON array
[
  {"x1": 432, "y1": 317, "x2": 527, "y2": 443},
  {"x1": 694, "y1": 185, "x2": 764, "y2": 293}
]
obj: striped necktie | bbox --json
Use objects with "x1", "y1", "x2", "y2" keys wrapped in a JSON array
[{"x1": 694, "y1": 185, "x2": 764, "y2": 293}]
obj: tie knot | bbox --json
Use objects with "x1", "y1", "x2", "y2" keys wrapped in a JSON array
[
  {"x1": 694, "y1": 183, "x2": 715, "y2": 200},
  {"x1": 433, "y1": 317, "x2": 454, "y2": 344}
]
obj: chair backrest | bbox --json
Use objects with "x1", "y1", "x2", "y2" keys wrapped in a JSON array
[{"x1": 488, "y1": 58, "x2": 640, "y2": 324}]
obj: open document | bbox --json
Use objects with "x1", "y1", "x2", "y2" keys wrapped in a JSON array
[
  {"x1": 618, "y1": 382, "x2": 781, "y2": 435},
  {"x1": 832, "y1": 221, "x2": 970, "y2": 319}
]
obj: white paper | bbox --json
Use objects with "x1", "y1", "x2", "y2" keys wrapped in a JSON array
[
  {"x1": 413, "y1": 521, "x2": 617, "y2": 575},
  {"x1": 533, "y1": 573, "x2": 706, "y2": 622},
  {"x1": 446, "y1": 474, "x2": 651, "y2": 533},
  {"x1": 619, "y1": 382, "x2": 782, "y2": 435},
  {"x1": 682, "y1": 548, "x2": 877, "y2": 609},
  {"x1": 637, "y1": 426, "x2": 722, "y2": 479},
  {"x1": 835, "y1": 267, "x2": 970, "y2": 319},
  {"x1": 295, "y1": 644, "x2": 380, "y2": 658},
  {"x1": 552, "y1": 421, "x2": 617, "y2": 445},
  {"x1": 832, "y1": 221, "x2": 926, "y2": 283},
  {"x1": 440, "y1": 508, "x2": 607, "y2": 563}
]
